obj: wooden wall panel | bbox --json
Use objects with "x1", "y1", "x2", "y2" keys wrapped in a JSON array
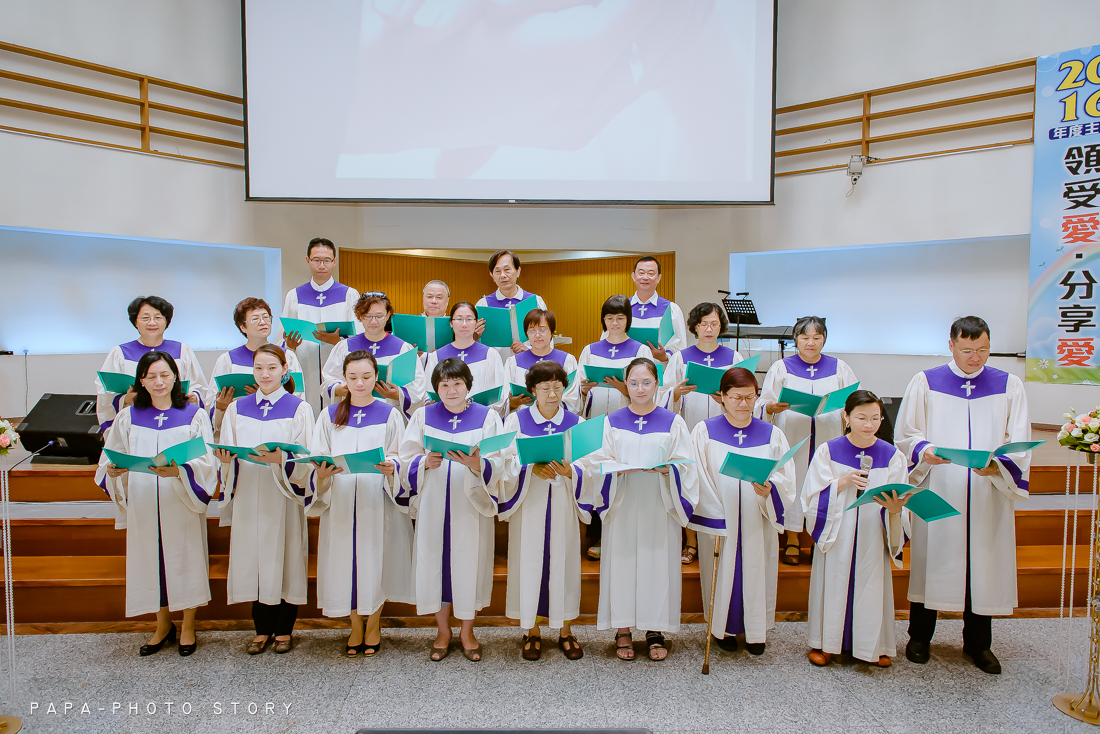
[{"x1": 339, "y1": 250, "x2": 676, "y2": 358}]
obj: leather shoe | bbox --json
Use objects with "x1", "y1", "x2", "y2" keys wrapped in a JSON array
[
  {"x1": 139, "y1": 625, "x2": 176, "y2": 657},
  {"x1": 273, "y1": 636, "x2": 293, "y2": 654},
  {"x1": 808, "y1": 649, "x2": 832, "y2": 666},
  {"x1": 246, "y1": 636, "x2": 271, "y2": 655},
  {"x1": 744, "y1": 641, "x2": 766, "y2": 656},
  {"x1": 178, "y1": 639, "x2": 197, "y2": 657},
  {"x1": 905, "y1": 639, "x2": 930, "y2": 664},
  {"x1": 965, "y1": 648, "x2": 1001, "y2": 675},
  {"x1": 715, "y1": 635, "x2": 738, "y2": 652}
]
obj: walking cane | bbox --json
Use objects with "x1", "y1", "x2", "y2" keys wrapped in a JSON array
[{"x1": 701, "y1": 536, "x2": 722, "y2": 675}]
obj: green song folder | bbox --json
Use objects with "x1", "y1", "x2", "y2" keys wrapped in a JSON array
[
  {"x1": 280, "y1": 317, "x2": 356, "y2": 344},
  {"x1": 513, "y1": 414, "x2": 605, "y2": 465},
  {"x1": 479, "y1": 296, "x2": 538, "y2": 348},
  {"x1": 778, "y1": 382, "x2": 860, "y2": 417},
  {"x1": 684, "y1": 354, "x2": 762, "y2": 395},
  {"x1": 103, "y1": 436, "x2": 207, "y2": 475},
  {"x1": 932, "y1": 441, "x2": 1045, "y2": 470},
  {"x1": 628, "y1": 307, "x2": 674, "y2": 348},
  {"x1": 583, "y1": 362, "x2": 664, "y2": 387},
  {"x1": 208, "y1": 443, "x2": 263, "y2": 464},
  {"x1": 569, "y1": 414, "x2": 605, "y2": 461},
  {"x1": 599, "y1": 457, "x2": 695, "y2": 475},
  {"x1": 516, "y1": 432, "x2": 566, "y2": 465},
  {"x1": 210, "y1": 442, "x2": 307, "y2": 464},
  {"x1": 718, "y1": 437, "x2": 809, "y2": 485},
  {"x1": 290, "y1": 447, "x2": 386, "y2": 474},
  {"x1": 427, "y1": 385, "x2": 502, "y2": 406},
  {"x1": 391, "y1": 314, "x2": 454, "y2": 353},
  {"x1": 374, "y1": 350, "x2": 418, "y2": 398},
  {"x1": 424, "y1": 431, "x2": 517, "y2": 457},
  {"x1": 845, "y1": 483, "x2": 960, "y2": 523}
]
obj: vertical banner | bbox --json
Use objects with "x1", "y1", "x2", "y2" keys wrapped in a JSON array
[{"x1": 1027, "y1": 46, "x2": 1100, "y2": 384}]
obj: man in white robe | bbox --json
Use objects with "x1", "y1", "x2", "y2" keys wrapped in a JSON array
[
  {"x1": 896, "y1": 316, "x2": 1030, "y2": 674},
  {"x1": 624, "y1": 255, "x2": 687, "y2": 362},
  {"x1": 475, "y1": 250, "x2": 548, "y2": 362}
]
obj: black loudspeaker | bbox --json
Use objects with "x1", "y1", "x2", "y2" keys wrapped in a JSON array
[{"x1": 16, "y1": 393, "x2": 104, "y2": 464}]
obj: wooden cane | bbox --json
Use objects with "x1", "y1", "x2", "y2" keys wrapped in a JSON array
[{"x1": 701, "y1": 535, "x2": 723, "y2": 675}]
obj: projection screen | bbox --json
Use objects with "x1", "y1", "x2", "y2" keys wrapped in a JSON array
[{"x1": 242, "y1": 0, "x2": 776, "y2": 204}]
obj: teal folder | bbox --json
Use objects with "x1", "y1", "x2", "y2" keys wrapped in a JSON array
[
  {"x1": 290, "y1": 447, "x2": 385, "y2": 474},
  {"x1": 427, "y1": 385, "x2": 502, "y2": 406},
  {"x1": 280, "y1": 317, "x2": 356, "y2": 343},
  {"x1": 568, "y1": 415, "x2": 605, "y2": 461},
  {"x1": 98, "y1": 371, "x2": 135, "y2": 395},
  {"x1": 628, "y1": 308, "x2": 674, "y2": 348},
  {"x1": 583, "y1": 363, "x2": 664, "y2": 387},
  {"x1": 599, "y1": 457, "x2": 695, "y2": 475},
  {"x1": 424, "y1": 431, "x2": 517, "y2": 457},
  {"x1": 103, "y1": 436, "x2": 207, "y2": 475},
  {"x1": 778, "y1": 382, "x2": 860, "y2": 417},
  {"x1": 684, "y1": 355, "x2": 761, "y2": 395},
  {"x1": 718, "y1": 437, "x2": 809, "y2": 485},
  {"x1": 208, "y1": 443, "x2": 263, "y2": 464},
  {"x1": 845, "y1": 483, "x2": 960, "y2": 523},
  {"x1": 933, "y1": 441, "x2": 1045, "y2": 470},
  {"x1": 516, "y1": 433, "x2": 566, "y2": 465},
  {"x1": 391, "y1": 314, "x2": 454, "y2": 352},
  {"x1": 479, "y1": 296, "x2": 538, "y2": 348}
]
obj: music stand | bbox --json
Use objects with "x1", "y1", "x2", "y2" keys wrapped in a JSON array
[{"x1": 719, "y1": 291, "x2": 760, "y2": 354}]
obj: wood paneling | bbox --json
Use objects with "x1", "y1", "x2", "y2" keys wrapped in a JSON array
[{"x1": 339, "y1": 250, "x2": 676, "y2": 357}]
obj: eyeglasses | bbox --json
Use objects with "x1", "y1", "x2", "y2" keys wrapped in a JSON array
[
  {"x1": 534, "y1": 384, "x2": 564, "y2": 396},
  {"x1": 246, "y1": 315, "x2": 272, "y2": 325},
  {"x1": 527, "y1": 327, "x2": 551, "y2": 336},
  {"x1": 309, "y1": 258, "x2": 335, "y2": 266},
  {"x1": 362, "y1": 313, "x2": 388, "y2": 322},
  {"x1": 957, "y1": 349, "x2": 990, "y2": 356},
  {"x1": 698, "y1": 321, "x2": 722, "y2": 329},
  {"x1": 137, "y1": 316, "x2": 165, "y2": 325},
  {"x1": 452, "y1": 317, "x2": 477, "y2": 324},
  {"x1": 725, "y1": 394, "x2": 756, "y2": 404},
  {"x1": 361, "y1": 291, "x2": 388, "y2": 299},
  {"x1": 627, "y1": 381, "x2": 656, "y2": 390}
]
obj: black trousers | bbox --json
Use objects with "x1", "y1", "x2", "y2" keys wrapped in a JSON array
[
  {"x1": 252, "y1": 600, "x2": 299, "y2": 637},
  {"x1": 907, "y1": 573, "x2": 992, "y2": 652}
]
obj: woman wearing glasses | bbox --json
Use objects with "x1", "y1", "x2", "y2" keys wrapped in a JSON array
[
  {"x1": 690, "y1": 367, "x2": 795, "y2": 657},
  {"x1": 210, "y1": 297, "x2": 304, "y2": 441},
  {"x1": 504, "y1": 309, "x2": 582, "y2": 414},
  {"x1": 499, "y1": 360, "x2": 594, "y2": 661},
  {"x1": 96, "y1": 295, "x2": 212, "y2": 434},
  {"x1": 423, "y1": 302, "x2": 508, "y2": 418},
  {"x1": 322, "y1": 294, "x2": 427, "y2": 420}
]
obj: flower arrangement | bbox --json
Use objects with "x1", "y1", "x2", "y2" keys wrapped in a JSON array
[
  {"x1": 0, "y1": 420, "x2": 19, "y2": 457},
  {"x1": 1059, "y1": 408, "x2": 1100, "y2": 453}
]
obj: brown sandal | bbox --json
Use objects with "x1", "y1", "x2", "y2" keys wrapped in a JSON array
[
  {"x1": 521, "y1": 635, "x2": 541, "y2": 661},
  {"x1": 808, "y1": 649, "x2": 832, "y2": 666},
  {"x1": 646, "y1": 631, "x2": 669, "y2": 661},
  {"x1": 875, "y1": 655, "x2": 892, "y2": 667},
  {"x1": 681, "y1": 545, "x2": 698, "y2": 565},
  {"x1": 273, "y1": 636, "x2": 293, "y2": 654},
  {"x1": 615, "y1": 632, "x2": 634, "y2": 660},
  {"x1": 246, "y1": 635, "x2": 271, "y2": 655},
  {"x1": 461, "y1": 642, "x2": 482, "y2": 662},
  {"x1": 430, "y1": 634, "x2": 453, "y2": 662},
  {"x1": 782, "y1": 543, "x2": 801, "y2": 566},
  {"x1": 558, "y1": 634, "x2": 584, "y2": 660}
]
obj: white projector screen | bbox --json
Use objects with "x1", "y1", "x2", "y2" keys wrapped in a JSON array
[{"x1": 243, "y1": 0, "x2": 776, "y2": 204}]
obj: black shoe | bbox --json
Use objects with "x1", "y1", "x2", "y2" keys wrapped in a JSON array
[
  {"x1": 715, "y1": 635, "x2": 738, "y2": 652},
  {"x1": 744, "y1": 641, "x2": 766, "y2": 656},
  {"x1": 965, "y1": 648, "x2": 1001, "y2": 675},
  {"x1": 905, "y1": 639, "x2": 930, "y2": 664},
  {"x1": 178, "y1": 638, "x2": 197, "y2": 657},
  {"x1": 139, "y1": 625, "x2": 176, "y2": 657}
]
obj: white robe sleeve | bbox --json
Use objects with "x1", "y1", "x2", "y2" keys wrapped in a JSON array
[
  {"x1": 178, "y1": 343, "x2": 213, "y2": 412},
  {"x1": 755, "y1": 360, "x2": 787, "y2": 422},
  {"x1": 662, "y1": 351, "x2": 687, "y2": 413},
  {"x1": 95, "y1": 346, "x2": 127, "y2": 429},
  {"x1": 467, "y1": 409, "x2": 507, "y2": 517},
  {"x1": 94, "y1": 404, "x2": 132, "y2": 528},
  {"x1": 663, "y1": 415, "x2": 701, "y2": 528},
  {"x1": 320, "y1": 338, "x2": 351, "y2": 407},
  {"x1": 305, "y1": 411, "x2": 334, "y2": 518},
  {"x1": 215, "y1": 401, "x2": 241, "y2": 526},
  {"x1": 486, "y1": 349, "x2": 509, "y2": 418},
  {"x1": 270, "y1": 401, "x2": 316, "y2": 506},
  {"x1": 988, "y1": 374, "x2": 1031, "y2": 499},
  {"x1": 760, "y1": 429, "x2": 796, "y2": 531},
  {"x1": 802, "y1": 443, "x2": 845, "y2": 552},
  {"x1": 895, "y1": 371, "x2": 933, "y2": 484},
  {"x1": 688, "y1": 422, "x2": 728, "y2": 536},
  {"x1": 573, "y1": 418, "x2": 618, "y2": 517},
  {"x1": 345, "y1": 286, "x2": 362, "y2": 332},
  {"x1": 837, "y1": 358, "x2": 859, "y2": 389},
  {"x1": 170, "y1": 409, "x2": 219, "y2": 514},
  {"x1": 397, "y1": 342, "x2": 427, "y2": 419},
  {"x1": 208, "y1": 352, "x2": 234, "y2": 439},
  {"x1": 397, "y1": 407, "x2": 429, "y2": 515},
  {"x1": 667, "y1": 301, "x2": 688, "y2": 354},
  {"x1": 281, "y1": 288, "x2": 298, "y2": 319},
  {"x1": 380, "y1": 406, "x2": 407, "y2": 500},
  {"x1": 497, "y1": 412, "x2": 528, "y2": 519},
  {"x1": 562, "y1": 353, "x2": 583, "y2": 415},
  {"x1": 880, "y1": 449, "x2": 913, "y2": 568}
]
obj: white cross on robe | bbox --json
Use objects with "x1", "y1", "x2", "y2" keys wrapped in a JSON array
[
  {"x1": 353, "y1": 409, "x2": 365, "y2": 425},
  {"x1": 807, "y1": 364, "x2": 817, "y2": 377},
  {"x1": 457, "y1": 350, "x2": 468, "y2": 360},
  {"x1": 368, "y1": 342, "x2": 381, "y2": 355},
  {"x1": 703, "y1": 354, "x2": 715, "y2": 368},
  {"x1": 448, "y1": 415, "x2": 462, "y2": 431},
  {"x1": 961, "y1": 380, "x2": 974, "y2": 397},
  {"x1": 260, "y1": 402, "x2": 273, "y2": 418},
  {"x1": 608, "y1": 345, "x2": 619, "y2": 358},
  {"x1": 154, "y1": 412, "x2": 168, "y2": 427},
  {"x1": 734, "y1": 429, "x2": 746, "y2": 445},
  {"x1": 634, "y1": 415, "x2": 647, "y2": 431},
  {"x1": 638, "y1": 304, "x2": 648, "y2": 316},
  {"x1": 316, "y1": 292, "x2": 327, "y2": 305},
  {"x1": 543, "y1": 424, "x2": 556, "y2": 435}
]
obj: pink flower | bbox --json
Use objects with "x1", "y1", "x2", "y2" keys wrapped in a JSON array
[
  {"x1": 0, "y1": 434, "x2": 9, "y2": 448},
  {"x1": 1091, "y1": 444, "x2": 1100, "y2": 452}
]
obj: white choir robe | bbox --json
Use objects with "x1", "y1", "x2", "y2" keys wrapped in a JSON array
[
  {"x1": 94, "y1": 403, "x2": 215, "y2": 616},
  {"x1": 896, "y1": 362, "x2": 1030, "y2": 616},
  {"x1": 424, "y1": 341, "x2": 509, "y2": 418},
  {"x1": 504, "y1": 347, "x2": 583, "y2": 415},
  {"x1": 662, "y1": 345, "x2": 745, "y2": 429},
  {"x1": 629, "y1": 293, "x2": 688, "y2": 354},
  {"x1": 692, "y1": 416, "x2": 795, "y2": 644},
  {"x1": 217, "y1": 387, "x2": 315, "y2": 606},
  {"x1": 755, "y1": 353, "x2": 858, "y2": 532},
  {"x1": 95, "y1": 339, "x2": 212, "y2": 432},
  {"x1": 499, "y1": 405, "x2": 595, "y2": 629},
  {"x1": 281, "y1": 278, "x2": 361, "y2": 410},
  {"x1": 320, "y1": 332, "x2": 427, "y2": 419},
  {"x1": 397, "y1": 402, "x2": 506, "y2": 619},
  {"x1": 209, "y1": 343, "x2": 304, "y2": 441},
  {"x1": 577, "y1": 338, "x2": 654, "y2": 419},
  {"x1": 476, "y1": 288, "x2": 548, "y2": 364},
  {"x1": 578, "y1": 406, "x2": 719, "y2": 632},
  {"x1": 803, "y1": 437, "x2": 911, "y2": 662},
  {"x1": 308, "y1": 401, "x2": 415, "y2": 617}
]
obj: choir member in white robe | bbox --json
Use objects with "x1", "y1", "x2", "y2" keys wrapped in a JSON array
[
  {"x1": 504, "y1": 308, "x2": 582, "y2": 415},
  {"x1": 96, "y1": 295, "x2": 211, "y2": 433},
  {"x1": 579, "y1": 295, "x2": 655, "y2": 419},
  {"x1": 895, "y1": 317, "x2": 1029, "y2": 675},
  {"x1": 499, "y1": 360, "x2": 593, "y2": 661},
  {"x1": 210, "y1": 297, "x2": 303, "y2": 440},
  {"x1": 95, "y1": 351, "x2": 215, "y2": 656},
  {"x1": 212, "y1": 344, "x2": 315, "y2": 655},
  {"x1": 398, "y1": 358, "x2": 507, "y2": 662},
  {"x1": 423, "y1": 302, "x2": 509, "y2": 418},
  {"x1": 756, "y1": 316, "x2": 858, "y2": 565},
  {"x1": 691, "y1": 367, "x2": 795, "y2": 656},
  {"x1": 281, "y1": 237, "x2": 361, "y2": 409},
  {"x1": 308, "y1": 350, "x2": 413, "y2": 656},
  {"x1": 663, "y1": 302, "x2": 744, "y2": 566},
  {"x1": 803, "y1": 391, "x2": 911, "y2": 667},
  {"x1": 578, "y1": 358, "x2": 718, "y2": 661},
  {"x1": 321, "y1": 293, "x2": 427, "y2": 418},
  {"x1": 475, "y1": 249, "x2": 548, "y2": 362},
  {"x1": 418, "y1": 279, "x2": 451, "y2": 366},
  {"x1": 625, "y1": 255, "x2": 687, "y2": 361}
]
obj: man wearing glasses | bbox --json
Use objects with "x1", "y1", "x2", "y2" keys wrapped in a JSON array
[
  {"x1": 896, "y1": 316, "x2": 1031, "y2": 675},
  {"x1": 281, "y1": 237, "x2": 362, "y2": 408}
]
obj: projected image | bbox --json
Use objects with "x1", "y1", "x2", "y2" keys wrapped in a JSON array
[{"x1": 244, "y1": 0, "x2": 775, "y2": 202}]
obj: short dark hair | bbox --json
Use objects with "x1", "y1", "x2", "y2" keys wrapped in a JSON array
[
  {"x1": 525, "y1": 360, "x2": 570, "y2": 393},
  {"x1": 254, "y1": 343, "x2": 295, "y2": 394},
  {"x1": 633, "y1": 255, "x2": 661, "y2": 274},
  {"x1": 450, "y1": 301, "x2": 478, "y2": 320},
  {"x1": 950, "y1": 316, "x2": 990, "y2": 341},
  {"x1": 432, "y1": 357, "x2": 474, "y2": 392},
  {"x1": 127, "y1": 296, "x2": 174, "y2": 328},
  {"x1": 687, "y1": 302, "x2": 728, "y2": 337},
  {"x1": 600, "y1": 295, "x2": 633, "y2": 332},
  {"x1": 489, "y1": 250, "x2": 520, "y2": 271},
  {"x1": 793, "y1": 315, "x2": 827, "y2": 340},
  {"x1": 843, "y1": 389, "x2": 893, "y2": 443},
  {"x1": 334, "y1": 350, "x2": 378, "y2": 428},
  {"x1": 132, "y1": 351, "x2": 187, "y2": 410},
  {"x1": 233, "y1": 297, "x2": 271, "y2": 335},
  {"x1": 718, "y1": 366, "x2": 758, "y2": 395},
  {"x1": 307, "y1": 237, "x2": 336, "y2": 258},
  {"x1": 523, "y1": 308, "x2": 556, "y2": 335},
  {"x1": 625, "y1": 357, "x2": 659, "y2": 382},
  {"x1": 355, "y1": 293, "x2": 393, "y2": 321}
]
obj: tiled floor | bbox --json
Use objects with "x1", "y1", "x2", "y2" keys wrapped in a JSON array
[{"x1": 7, "y1": 617, "x2": 1100, "y2": 733}]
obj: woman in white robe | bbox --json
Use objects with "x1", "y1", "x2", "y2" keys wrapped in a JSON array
[
  {"x1": 96, "y1": 351, "x2": 215, "y2": 656},
  {"x1": 756, "y1": 316, "x2": 858, "y2": 566},
  {"x1": 803, "y1": 390, "x2": 911, "y2": 667},
  {"x1": 95, "y1": 295, "x2": 211, "y2": 433},
  {"x1": 578, "y1": 357, "x2": 718, "y2": 661},
  {"x1": 308, "y1": 349, "x2": 414, "y2": 656},
  {"x1": 423, "y1": 302, "x2": 509, "y2": 418},
  {"x1": 504, "y1": 308, "x2": 582, "y2": 415},
  {"x1": 691, "y1": 366, "x2": 795, "y2": 656},
  {"x1": 398, "y1": 357, "x2": 507, "y2": 662},
  {"x1": 210, "y1": 297, "x2": 303, "y2": 441},
  {"x1": 212, "y1": 344, "x2": 314, "y2": 655},
  {"x1": 500, "y1": 360, "x2": 593, "y2": 661}
]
